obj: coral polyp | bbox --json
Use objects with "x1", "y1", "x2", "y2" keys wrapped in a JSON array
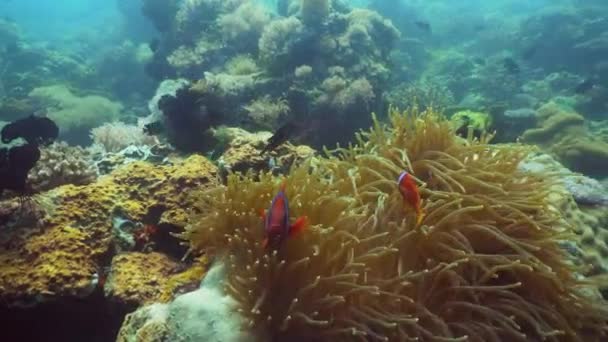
[{"x1": 185, "y1": 108, "x2": 608, "y2": 341}]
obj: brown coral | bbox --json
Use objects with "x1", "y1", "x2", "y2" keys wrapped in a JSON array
[
  {"x1": 185, "y1": 107, "x2": 608, "y2": 341},
  {"x1": 521, "y1": 102, "x2": 608, "y2": 177}
]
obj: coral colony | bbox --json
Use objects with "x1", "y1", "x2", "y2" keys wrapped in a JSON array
[{"x1": 0, "y1": 0, "x2": 607, "y2": 341}]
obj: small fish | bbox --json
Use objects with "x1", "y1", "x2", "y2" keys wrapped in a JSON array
[
  {"x1": 149, "y1": 38, "x2": 160, "y2": 53},
  {"x1": 143, "y1": 121, "x2": 164, "y2": 136},
  {"x1": 414, "y1": 21, "x2": 432, "y2": 33},
  {"x1": 472, "y1": 57, "x2": 486, "y2": 66},
  {"x1": 521, "y1": 45, "x2": 538, "y2": 60},
  {"x1": 503, "y1": 57, "x2": 520, "y2": 74},
  {"x1": 397, "y1": 171, "x2": 424, "y2": 226},
  {"x1": 1, "y1": 115, "x2": 58, "y2": 146},
  {"x1": 574, "y1": 79, "x2": 595, "y2": 94},
  {"x1": 261, "y1": 121, "x2": 298, "y2": 155},
  {"x1": 260, "y1": 181, "x2": 307, "y2": 250},
  {"x1": 0, "y1": 143, "x2": 41, "y2": 195}
]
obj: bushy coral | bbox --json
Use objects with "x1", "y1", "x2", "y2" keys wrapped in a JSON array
[
  {"x1": 224, "y1": 55, "x2": 260, "y2": 76},
  {"x1": 243, "y1": 95, "x2": 290, "y2": 129},
  {"x1": 300, "y1": 0, "x2": 331, "y2": 27},
  {"x1": 90, "y1": 121, "x2": 158, "y2": 153},
  {"x1": 185, "y1": 108, "x2": 608, "y2": 341},
  {"x1": 218, "y1": 2, "x2": 271, "y2": 43},
  {"x1": 386, "y1": 81, "x2": 455, "y2": 111},
  {"x1": 316, "y1": 76, "x2": 376, "y2": 111},
  {"x1": 27, "y1": 142, "x2": 97, "y2": 193},
  {"x1": 258, "y1": 17, "x2": 305, "y2": 65}
]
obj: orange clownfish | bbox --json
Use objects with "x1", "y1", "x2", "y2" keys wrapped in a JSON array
[
  {"x1": 397, "y1": 171, "x2": 424, "y2": 226},
  {"x1": 260, "y1": 181, "x2": 307, "y2": 250}
]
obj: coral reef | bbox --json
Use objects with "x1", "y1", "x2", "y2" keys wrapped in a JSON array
[
  {"x1": 90, "y1": 121, "x2": 158, "y2": 153},
  {"x1": 184, "y1": 108, "x2": 608, "y2": 341},
  {"x1": 141, "y1": 1, "x2": 401, "y2": 148},
  {"x1": 27, "y1": 142, "x2": 97, "y2": 193},
  {"x1": 215, "y1": 127, "x2": 315, "y2": 176},
  {"x1": 28, "y1": 85, "x2": 123, "y2": 142},
  {"x1": 116, "y1": 263, "x2": 255, "y2": 342},
  {"x1": 0, "y1": 155, "x2": 218, "y2": 307},
  {"x1": 519, "y1": 153, "x2": 608, "y2": 280},
  {"x1": 104, "y1": 252, "x2": 207, "y2": 306},
  {"x1": 449, "y1": 109, "x2": 493, "y2": 138},
  {"x1": 522, "y1": 101, "x2": 608, "y2": 178},
  {"x1": 243, "y1": 96, "x2": 290, "y2": 129}
]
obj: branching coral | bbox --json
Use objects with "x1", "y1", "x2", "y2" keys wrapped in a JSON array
[
  {"x1": 185, "y1": 107, "x2": 608, "y2": 341},
  {"x1": 27, "y1": 142, "x2": 97, "y2": 192},
  {"x1": 90, "y1": 121, "x2": 158, "y2": 153}
]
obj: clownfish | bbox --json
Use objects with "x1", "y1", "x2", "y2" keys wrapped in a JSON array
[
  {"x1": 397, "y1": 171, "x2": 424, "y2": 226},
  {"x1": 260, "y1": 181, "x2": 307, "y2": 249}
]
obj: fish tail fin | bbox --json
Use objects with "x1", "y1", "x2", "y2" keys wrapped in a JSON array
[
  {"x1": 416, "y1": 212, "x2": 425, "y2": 226},
  {"x1": 258, "y1": 208, "x2": 266, "y2": 220},
  {"x1": 280, "y1": 179, "x2": 287, "y2": 192},
  {"x1": 289, "y1": 216, "x2": 308, "y2": 237},
  {"x1": 415, "y1": 203, "x2": 425, "y2": 226}
]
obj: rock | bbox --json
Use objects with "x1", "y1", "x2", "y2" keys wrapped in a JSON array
[{"x1": 217, "y1": 127, "x2": 315, "y2": 177}]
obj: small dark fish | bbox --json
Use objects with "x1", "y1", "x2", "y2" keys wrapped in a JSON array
[
  {"x1": 574, "y1": 79, "x2": 595, "y2": 94},
  {"x1": 472, "y1": 57, "x2": 486, "y2": 66},
  {"x1": 143, "y1": 121, "x2": 164, "y2": 136},
  {"x1": 521, "y1": 45, "x2": 538, "y2": 60},
  {"x1": 8, "y1": 144, "x2": 40, "y2": 172},
  {"x1": 261, "y1": 121, "x2": 299, "y2": 155},
  {"x1": 503, "y1": 57, "x2": 520, "y2": 74},
  {"x1": 414, "y1": 21, "x2": 432, "y2": 33},
  {"x1": 0, "y1": 143, "x2": 40, "y2": 194},
  {"x1": 149, "y1": 38, "x2": 160, "y2": 52},
  {"x1": 473, "y1": 23, "x2": 486, "y2": 31},
  {"x1": 1, "y1": 115, "x2": 58, "y2": 146}
]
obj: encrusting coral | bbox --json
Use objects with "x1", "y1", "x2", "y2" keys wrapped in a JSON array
[
  {"x1": 0, "y1": 155, "x2": 218, "y2": 307},
  {"x1": 185, "y1": 107, "x2": 608, "y2": 341}
]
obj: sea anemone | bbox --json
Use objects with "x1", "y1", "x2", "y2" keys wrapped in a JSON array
[{"x1": 185, "y1": 107, "x2": 608, "y2": 341}]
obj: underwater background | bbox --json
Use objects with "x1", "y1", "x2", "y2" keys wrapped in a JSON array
[{"x1": 1, "y1": 0, "x2": 607, "y2": 341}]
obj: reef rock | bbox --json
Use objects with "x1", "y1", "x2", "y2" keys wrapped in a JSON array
[
  {"x1": 116, "y1": 263, "x2": 255, "y2": 342},
  {"x1": 105, "y1": 252, "x2": 207, "y2": 307},
  {"x1": 519, "y1": 153, "x2": 608, "y2": 206},
  {"x1": 0, "y1": 155, "x2": 218, "y2": 307},
  {"x1": 521, "y1": 101, "x2": 608, "y2": 178},
  {"x1": 216, "y1": 127, "x2": 315, "y2": 176},
  {"x1": 520, "y1": 153, "x2": 608, "y2": 278}
]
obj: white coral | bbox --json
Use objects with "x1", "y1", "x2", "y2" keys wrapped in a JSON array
[{"x1": 90, "y1": 121, "x2": 158, "y2": 153}]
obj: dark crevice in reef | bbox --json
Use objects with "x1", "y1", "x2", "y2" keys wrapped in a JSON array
[{"x1": 0, "y1": 289, "x2": 134, "y2": 342}]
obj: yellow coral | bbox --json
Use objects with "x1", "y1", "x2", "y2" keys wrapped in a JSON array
[
  {"x1": 0, "y1": 156, "x2": 218, "y2": 306},
  {"x1": 185, "y1": 107, "x2": 608, "y2": 341}
]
